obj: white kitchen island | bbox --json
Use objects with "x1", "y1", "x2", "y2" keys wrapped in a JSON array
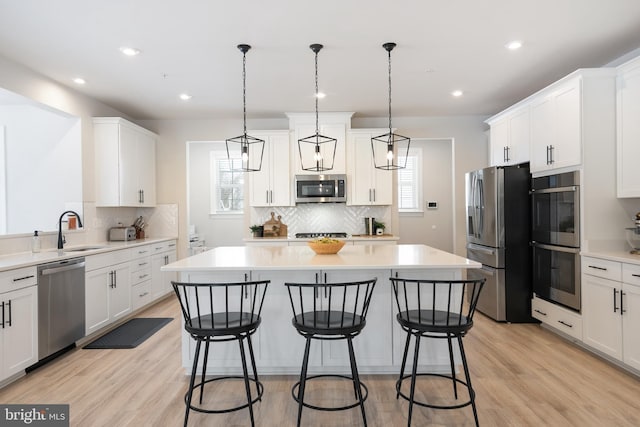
[{"x1": 162, "y1": 244, "x2": 481, "y2": 375}]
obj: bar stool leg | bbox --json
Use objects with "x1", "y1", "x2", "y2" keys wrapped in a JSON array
[
  {"x1": 458, "y1": 336, "x2": 479, "y2": 427},
  {"x1": 246, "y1": 334, "x2": 261, "y2": 401},
  {"x1": 238, "y1": 336, "x2": 256, "y2": 427},
  {"x1": 397, "y1": 331, "x2": 411, "y2": 399},
  {"x1": 446, "y1": 335, "x2": 458, "y2": 399},
  {"x1": 407, "y1": 334, "x2": 421, "y2": 427},
  {"x1": 185, "y1": 339, "x2": 202, "y2": 427},
  {"x1": 297, "y1": 337, "x2": 312, "y2": 427},
  {"x1": 200, "y1": 340, "x2": 211, "y2": 404},
  {"x1": 347, "y1": 337, "x2": 367, "y2": 427}
]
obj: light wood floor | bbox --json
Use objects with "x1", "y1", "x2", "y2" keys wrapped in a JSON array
[{"x1": 2, "y1": 296, "x2": 640, "y2": 426}]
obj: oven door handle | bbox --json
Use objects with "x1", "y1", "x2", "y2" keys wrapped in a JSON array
[
  {"x1": 531, "y1": 186, "x2": 577, "y2": 194},
  {"x1": 531, "y1": 242, "x2": 580, "y2": 254}
]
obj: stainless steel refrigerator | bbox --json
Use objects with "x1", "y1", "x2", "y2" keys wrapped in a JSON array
[{"x1": 465, "y1": 163, "x2": 533, "y2": 322}]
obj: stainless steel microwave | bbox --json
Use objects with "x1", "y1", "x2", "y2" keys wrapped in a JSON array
[{"x1": 295, "y1": 174, "x2": 347, "y2": 203}]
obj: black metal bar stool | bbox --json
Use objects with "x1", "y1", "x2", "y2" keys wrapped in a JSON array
[
  {"x1": 390, "y1": 277, "x2": 485, "y2": 426},
  {"x1": 172, "y1": 280, "x2": 269, "y2": 427},
  {"x1": 285, "y1": 278, "x2": 377, "y2": 427}
]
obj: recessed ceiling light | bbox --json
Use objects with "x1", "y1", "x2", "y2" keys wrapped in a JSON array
[
  {"x1": 452, "y1": 90, "x2": 464, "y2": 97},
  {"x1": 315, "y1": 92, "x2": 326, "y2": 99},
  {"x1": 506, "y1": 40, "x2": 523, "y2": 51},
  {"x1": 179, "y1": 93, "x2": 192, "y2": 101},
  {"x1": 119, "y1": 46, "x2": 141, "y2": 56},
  {"x1": 72, "y1": 77, "x2": 86, "y2": 85}
]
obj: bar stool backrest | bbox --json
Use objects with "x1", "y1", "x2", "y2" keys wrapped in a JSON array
[
  {"x1": 390, "y1": 278, "x2": 485, "y2": 332},
  {"x1": 285, "y1": 278, "x2": 377, "y2": 334},
  {"x1": 172, "y1": 280, "x2": 269, "y2": 337}
]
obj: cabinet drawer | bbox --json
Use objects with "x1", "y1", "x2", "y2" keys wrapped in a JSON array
[
  {"x1": 131, "y1": 268, "x2": 152, "y2": 286},
  {"x1": 582, "y1": 256, "x2": 622, "y2": 281},
  {"x1": 0, "y1": 266, "x2": 38, "y2": 294},
  {"x1": 85, "y1": 250, "x2": 131, "y2": 271},
  {"x1": 151, "y1": 240, "x2": 177, "y2": 254},
  {"x1": 130, "y1": 245, "x2": 152, "y2": 258},
  {"x1": 532, "y1": 296, "x2": 582, "y2": 341},
  {"x1": 131, "y1": 280, "x2": 152, "y2": 310},
  {"x1": 623, "y1": 263, "x2": 640, "y2": 287},
  {"x1": 131, "y1": 258, "x2": 151, "y2": 272}
]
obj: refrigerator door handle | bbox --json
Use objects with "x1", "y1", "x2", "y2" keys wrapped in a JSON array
[{"x1": 477, "y1": 177, "x2": 484, "y2": 239}]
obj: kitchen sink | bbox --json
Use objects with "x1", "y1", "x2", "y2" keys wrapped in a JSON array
[{"x1": 64, "y1": 245, "x2": 106, "y2": 252}]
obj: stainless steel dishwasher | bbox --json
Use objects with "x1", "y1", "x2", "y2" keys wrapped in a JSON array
[{"x1": 37, "y1": 257, "x2": 86, "y2": 361}]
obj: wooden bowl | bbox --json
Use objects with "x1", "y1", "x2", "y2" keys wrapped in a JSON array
[{"x1": 307, "y1": 239, "x2": 346, "y2": 255}]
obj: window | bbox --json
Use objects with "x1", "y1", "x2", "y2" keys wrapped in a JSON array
[
  {"x1": 397, "y1": 148, "x2": 422, "y2": 212},
  {"x1": 210, "y1": 151, "x2": 244, "y2": 214}
]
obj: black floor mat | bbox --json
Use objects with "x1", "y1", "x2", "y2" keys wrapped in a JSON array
[{"x1": 84, "y1": 318, "x2": 173, "y2": 349}]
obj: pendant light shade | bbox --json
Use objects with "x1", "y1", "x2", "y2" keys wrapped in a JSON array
[
  {"x1": 226, "y1": 44, "x2": 265, "y2": 172},
  {"x1": 371, "y1": 42, "x2": 410, "y2": 170},
  {"x1": 298, "y1": 43, "x2": 337, "y2": 172}
]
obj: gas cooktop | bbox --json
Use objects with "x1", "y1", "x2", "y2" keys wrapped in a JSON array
[{"x1": 295, "y1": 232, "x2": 348, "y2": 238}]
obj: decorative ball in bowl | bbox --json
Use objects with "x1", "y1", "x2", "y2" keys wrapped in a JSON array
[{"x1": 308, "y1": 238, "x2": 346, "y2": 255}]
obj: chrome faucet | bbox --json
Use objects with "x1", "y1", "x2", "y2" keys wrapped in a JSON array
[{"x1": 58, "y1": 210, "x2": 83, "y2": 250}]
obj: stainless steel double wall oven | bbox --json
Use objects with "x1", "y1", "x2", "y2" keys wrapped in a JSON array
[{"x1": 530, "y1": 171, "x2": 581, "y2": 312}]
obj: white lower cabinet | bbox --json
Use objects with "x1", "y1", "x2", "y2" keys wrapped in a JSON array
[
  {"x1": 531, "y1": 296, "x2": 583, "y2": 341},
  {"x1": 85, "y1": 251, "x2": 132, "y2": 336},
  {"x1": 150, "y1": 240, "x2": 177, "y2": 299},
  {"x1": 581, "y1": 256, "x2": 640, "y2": 370},
  {"x1": 130, "y1": 245, "x2": 152, "y2": 311},
  {"x1": 0, "y1": 267, "x2": 38, "y2": 382}
]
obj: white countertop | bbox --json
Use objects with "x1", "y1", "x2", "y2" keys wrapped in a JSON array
[
  {"x1": 162, "y1": 244, "x2": 480, "y2": 271},
  {"x1": 0, "y1": 237, "x2": 177, "y2": 272},
  {"x1": 581, "y1": 249, "x2": 640, "y2": 265},
  {"x1": 243, "y1": 234, "x2": 400, "y2": 243}
]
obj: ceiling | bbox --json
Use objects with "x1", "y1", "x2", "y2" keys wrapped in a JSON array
[{"x1": 1, "y1": 0, "x2": 640, "y2": 121}]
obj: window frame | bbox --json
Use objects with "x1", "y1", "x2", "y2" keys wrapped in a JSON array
[
  {"x1": 397, "y1": 146, "x2": 423, "y2": 213},
  {"x1": 209, "y1": 150, "x2": 245, "y2": 216}
]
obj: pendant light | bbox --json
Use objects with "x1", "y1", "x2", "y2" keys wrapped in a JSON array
[
  {"x1": 226, "y1": 44, "x2": 264, "y2": 172},
  {"x1": 371, "y1": 42, "x2": 410, "y2": 170},
  {"x1": 298, "y1": 43, "x2": 337, "y2": 172}
]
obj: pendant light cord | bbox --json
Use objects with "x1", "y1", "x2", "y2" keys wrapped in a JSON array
[
  {"x1": 387, "y1": 48, "x2": 392, "y2": 134},
  {"x1": 242, "y1": 50, "x2": 247, "y2": 136},
  {"x1": 315, "y1": 50, "x2": 319, "y2": 135}
]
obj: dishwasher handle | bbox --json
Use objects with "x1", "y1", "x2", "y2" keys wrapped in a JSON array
[{"x1": 40, "y1": 261, "x2": 86, "y2": 276}]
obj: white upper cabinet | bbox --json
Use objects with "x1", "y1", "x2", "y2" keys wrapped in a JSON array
[
  {"x1": 287, "y1": 112, "x2": 353, "y2": 175},
  {"x1": 529, "y1": 70, "x2": 616, "y2": 175},
  {"x1": 616, "y1": 56, "x2": 640, "y2": 197},
  {"x1": 487, "y1": 105, "x2": 530, "y2": 166},
  {"x1": 94, "y1": 117, "x2": 157, "y2": 207},
  {"x1": 248, "y1": 131, "x2": 292, "y2": 207},
  {"x1": 347, "y1": 129, "x2": 393, "y2": 205},
  {"x1": 530, "y1": 77, "x2": 582, "y2": 173}
]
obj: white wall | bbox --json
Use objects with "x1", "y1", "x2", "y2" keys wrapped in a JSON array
[{"x1": 398, "y1": 138, "x2": 454, "y2": 252}]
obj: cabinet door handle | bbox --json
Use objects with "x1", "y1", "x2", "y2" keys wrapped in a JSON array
[
  {"x1": 139, "y1": 274, "x2": 148, "y2": 280},
  {"x1": 373, "y1": 188, "x2": 376, "y2": 202},
  {"x1": 614, "y1": 288, "x2": 619, "y2": 312},
  {"x1": 13, "y1": 275, "x2": 35, "y2": 282},
  {"x1": 621, "y1": 291, "x2": 626, "y2": 315},
  {"x1": 368, "y1": 189, "x2": 372, "y2": 202},
  {"x1": 534, "y1": 308, "x2": 548, "y2": 317},
  {"x1": 142, "y1": 190, "x2": 145, "y2": 203},
  {"x1": 632, "y1": 274, "x2": 640, "y2": 278},
  {"x1": 139, "y1": 292, "x2": 149, "y2": 298},
  {"x1": 546, "y1": 146, "x2": 550, "y2": 164},
  {"x1": 270, "y1": 190, "x2": 273, "y2": 204},
  {"x1": 558, "y1": 320, "x2": 573, "y2": 328},
  {"x1": 113, "y1": 270, "x2": 117, "y2": 288},
  {"x1": 109, "y1": 271, "x2": 114, "y2": 288},
  {"x1": 1, "y1": 301, "x2": 4, "y2": 328},
  {"x1": 549, "y1": 145, "x2": 554, "y2": 164},
  {"x1": 5, "y1": 300, "x2": 10, "y2": 327},
  {"x1": 588, "y1": 265, "x2": 607, "y2": 271},
  {"x1": 266, "y1": 190, "x2": 269, "y2": 204}
]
